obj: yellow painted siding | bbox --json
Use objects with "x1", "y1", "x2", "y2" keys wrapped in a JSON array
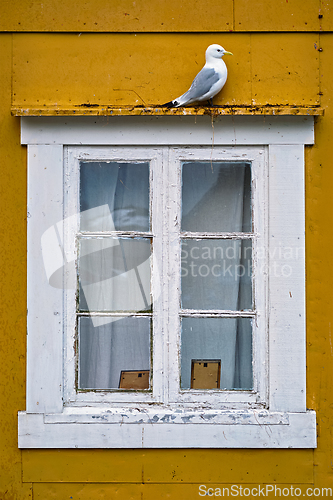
[
  {"x1": 1, "y1": 0, "x2": 333, "y2": 498},
  {"x1": 22, "y1": 449, "x2": 314, "y2": 483},
  {"x1": 0, "y1": 35, "x2": 31, "y2": 500},
  {"x1": 321, "y1": 1, "x2": 333, "y2": 31},
  {"x1": 13, "y1": 33, "x2": 249, "y2": 108},
  {"x1": 306, "y1": 32, "x2": 333, "y2": 489},
  {"x1": 0, "y1": 0, "x2": 328, "y2": 33},
  {"x1": 12, "y1": 33, "x2": 320, "y2": 110},
  {"x1": 1, "y1": 0, "x2": 331, "y2": 33},
  {"x1": 31, "y1": 482, "x2": 329, "y2": 500},
  {"x1": 234, "y1": 0, "x2": 321, "y2": 32},
  {"x1": 0, "y1": 0, "x2": 234, "y2": 33}
]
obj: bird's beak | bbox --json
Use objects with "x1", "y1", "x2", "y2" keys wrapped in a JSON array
[{"x1": 224, "y1": 51, "x2": 233, "y2": 56}]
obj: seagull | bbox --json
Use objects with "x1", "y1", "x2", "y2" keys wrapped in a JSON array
[{"x1": 163, "y1": 44, "x2": 233, "y2": 108}]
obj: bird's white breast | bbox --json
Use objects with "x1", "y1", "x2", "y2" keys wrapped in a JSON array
[{"x1": 206, "y1": 58, "x2": 227, "y2": 78}]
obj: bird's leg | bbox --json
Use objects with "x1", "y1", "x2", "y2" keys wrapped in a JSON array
[{"x1": 207, "y1": 98, "x2": 219, "y2": 107}]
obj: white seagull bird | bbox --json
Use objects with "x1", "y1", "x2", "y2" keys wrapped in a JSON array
[{"x1": 163, "y1": 44, "x2": 233, "y2": 107}]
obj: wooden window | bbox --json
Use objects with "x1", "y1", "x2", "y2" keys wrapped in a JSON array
[
  {"x1": 62, "y1": 145, "x2": 266, "y2": 408},
  {"x1": 19, "y1": 116, "x2": 316, "y2": 448},
  {"x1": 64, "y1": 147, "x2": 163, "y2": 405}
]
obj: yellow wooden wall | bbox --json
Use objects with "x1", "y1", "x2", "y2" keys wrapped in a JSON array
[{"x1": 1, "y1": 1, "x2": 333, "y2": 498}]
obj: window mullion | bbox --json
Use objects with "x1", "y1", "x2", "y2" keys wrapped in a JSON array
[
  {"x1": 151, "y1": 150, "x2": 165, "y2": 402},
  {"x1": 165, "y1": 148, "x2": 182, "y2": 403}
]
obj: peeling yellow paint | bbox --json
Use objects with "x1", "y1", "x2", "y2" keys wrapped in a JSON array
[{"x1": 11, "y1": 106, "x2": 325, "y2": 117}]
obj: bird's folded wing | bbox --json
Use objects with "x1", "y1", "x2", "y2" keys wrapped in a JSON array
[{"x1": 182, "y1": 67, "x2": 220, "y2": 101}]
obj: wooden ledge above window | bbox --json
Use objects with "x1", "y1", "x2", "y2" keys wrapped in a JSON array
[{"x1": 12, "y1": 105, "x2": 325, "y2": 117}]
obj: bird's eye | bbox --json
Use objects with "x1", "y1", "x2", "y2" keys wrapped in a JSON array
[{"x1": 217, "y1": 49, "x2": 221, "y2": 52}]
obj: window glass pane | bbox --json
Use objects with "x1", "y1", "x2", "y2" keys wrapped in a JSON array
[
  {"x1": 181, "y1": 162, "x2": 251, "y2": 233},
  {"x1": 79, "y1": 237, "x2": 151, "y2": 312},
  {"x1": 80, "y1": 162, "x2": 150, "y2": 232},
  {"x1": 181, "y1": 239, "x2": 252, "y2": 310},
  {"x1": 79, "y1": 316, "x2": 151, "y2": 390},
  {"x1": 181, "y1": 317, "x2": 252, "y2": 390}
]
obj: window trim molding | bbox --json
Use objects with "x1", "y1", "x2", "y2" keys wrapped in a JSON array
[{"x1": 19, "y1": 115, "x2": 316, "y2": 449}]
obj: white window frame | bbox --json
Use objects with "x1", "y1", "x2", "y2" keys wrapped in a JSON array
[
  {"x1": 18, "y1": 115, "x2": 316, "y2": 449},
  {"x1": 64, "y1": 145, "x2": 266, "y2": 408},
  {"x1": 64, "y1": 146, "x2": 162, "y2": 406}
]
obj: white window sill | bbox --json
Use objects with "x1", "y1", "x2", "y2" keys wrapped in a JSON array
[{"x1": 18, "y1": 410, "x2": 316, "y2": 448}]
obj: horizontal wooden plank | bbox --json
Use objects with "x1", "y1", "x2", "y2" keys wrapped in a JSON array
[
  {"x1": 143, "y1": 449, "x2": 314, "y2": 484},
  {"x1": 23, "y1": 449, "x2": 145, "y2": 483},
  {"x1": 13, "y1": 106, "x2": 324, "y2": 117},
  {"x1": 12, "y1": 33, "x2": 320, "y2": 109},
  {"x1": 234, "y1": 0, "x2": 321, "y2": 31},
  {"x1": 43, "y1": 409, "x2": 288, "y2": 425},
  {"x1": 23, "y1": 449, "x2": 314, "y2": 484},
  {"x1": 18, "y1": 412, "x2": 317, "y2": 449},
  {"x1": 33, "y1": 482, "x2": 319, "y2": 499},
  {"x1": 33, "y1": 483, "x2": 143, "y2": 498},
  {"x1": 23, "y1": 445, "x2": 315, "y2": 484},
  {"x1": 1, "y1": 0, "x2": 327, "y2": 32},
  {"x1": 0, "y1": 0, "x2": 233, "y2": 32},
  {"x1": 12, "y1": 33, "x2": 251, "y2": 108},
  {"x1": 20, "y1": 116, "x2": 315, "y2": 146}
]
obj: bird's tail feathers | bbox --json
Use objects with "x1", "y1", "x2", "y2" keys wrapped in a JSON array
[
  {"x1": 171, "y1": 89, "x2": 194, "y2": 107},
  {"x1": 162, "y1": 100, "x2": 180, "y2": 107},
  {"x1": 162, "y1": 101, "x2": 174, "y2": 107}
]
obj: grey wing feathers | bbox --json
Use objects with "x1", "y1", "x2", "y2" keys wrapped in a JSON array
[{"x1": 181, "y1": 67, "x2": 219, "y2": 101}]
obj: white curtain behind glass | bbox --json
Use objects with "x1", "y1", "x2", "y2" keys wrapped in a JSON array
[
  {"x1": 78, "y1": 162, "x2": 151, "y2": 390},
  {"x1": 181, "y1": 162, "x2": 253, "y2": 390}
]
